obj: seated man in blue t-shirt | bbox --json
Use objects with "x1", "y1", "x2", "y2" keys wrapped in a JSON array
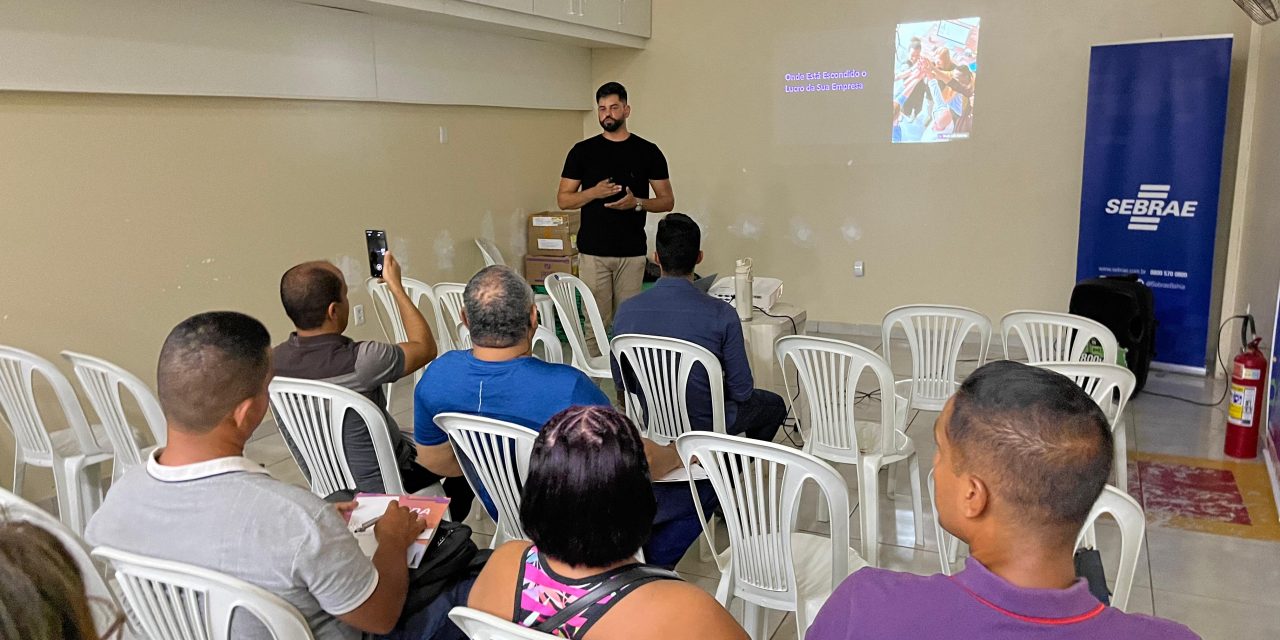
[
  {"x1": 612, "y1": 213, "x2": 785, "y2": 442},
  {"x1": 414, "y1": 265, "x2": 716, "y2": 568}
]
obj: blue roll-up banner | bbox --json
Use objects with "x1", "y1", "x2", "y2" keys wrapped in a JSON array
[{"x1": 1076, "y1": 36, "x2": 1232, "y2": 372}]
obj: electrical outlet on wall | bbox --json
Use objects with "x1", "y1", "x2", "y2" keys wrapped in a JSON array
[
  {"x1": 853, "y1": 260, "x2": 865, "y2": 277},
  {"x1": 353, "y1": 304, "x2": 365, "y2": 326}
]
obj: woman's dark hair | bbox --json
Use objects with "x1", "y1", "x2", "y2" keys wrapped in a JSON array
[
  {"x1": 521, "y1": 405, "x2": 656, "y2": 567},
  {"x1": 0, "y1": 522, "x2": 106, "y2": 640}
]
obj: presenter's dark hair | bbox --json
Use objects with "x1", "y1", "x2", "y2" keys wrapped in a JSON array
[
  {"x1": 947, "y1": 361, "x2": 1112, "y2": 538},
  {"x1": 521, "y1": 405, "x2": 655, "y2": 567},
  {"x1": 280, "y1": 262, "x2": 344, "y2": 330},
  {"x1": 157, "y1": 311, "x2": 272, "y2": 433},
  {"x1": 655, "y1": 213, "x2": 701, "y2": 277},
  {"x1": 596, "y1": 82, "x2": 628, "y2": 103}
]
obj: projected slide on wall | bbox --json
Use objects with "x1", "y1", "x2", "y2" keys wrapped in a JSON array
[{"x1": 892, "y1": 17, "x2": 980, "y2": 143}]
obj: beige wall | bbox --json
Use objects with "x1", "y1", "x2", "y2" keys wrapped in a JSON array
[
  {"x1": 591, "y1": 0, "x2": 1254, "y2": 336},
  {"x1": 1228, "y1": 23, "x2": 1280, "y2": 350},
  {"x1": 0, "y1": 92, "x2": 581, "y2": 490}
]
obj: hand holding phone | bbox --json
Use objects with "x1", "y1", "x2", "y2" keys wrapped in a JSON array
[
  {"x1": 365, "y1": 230, "x2": 388, "y2": 279},
  {"x1": 380, "y1": 251, "x2": 403, "y2": 290}
]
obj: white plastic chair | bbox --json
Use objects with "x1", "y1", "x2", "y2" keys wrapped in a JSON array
[
  {"x1": 1037, "y1": 362, "x2": 1137, "y2": 493},
  {"x1": 676, "y1": 432, "x2": 868, "y2": 640},
  {"x1": 449, "y1": 606, "x2": 557, "y2": 640},
  {"x1": 457, "y1": 326, "x2": 564, "y2": 365},
  {"x1": 881, "y1": 305, "x2": 991, "y2": 411},
  {"x1": 774, "y1": 336, "x2": 924, "y2": 567},
  {"x1": 62, "y1": 351, "x2": 167, "y2": 475},
  {"x1": 365, "y1": 276, "x2": 445, "y2": 411},
  {"x1": 433, "y1": 283, "x2": 469, "y2": 356},
  {"x1": 93, "y1": 546, "x2": 315, "y2": 640},
  {"x1": 545, "y1": 273, "x2": 611, "y2": 379},
  {"x1": 474, "y1": 238, "x2": 556, "y2": 332},
  {"x1": 267, "y1": 377, "x2": 409, "y2": 497},
  {"x1": 434, "y1": 413, "x2": 536, "y2": 549},
  {"x1": 611, "y1": 334, "x2": 728, "y2": 444},
  {"x1": 1074, "y1": 485, "x2": 1146, "y2": 611},
  {"x1": 1001, "y1": 310, "x2": 1119, "y2": 364},
  {"x1": 931, "y1": 481, "x2": 1145, "y2": 612},
  {"x1": 0, "y1": 487, "x2": 128, "y2": 637},
  {"x1": 0, "y1": 346, "x2": 113, "y2": 535}
]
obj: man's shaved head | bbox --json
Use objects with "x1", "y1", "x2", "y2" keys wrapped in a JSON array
[
  {"x1": 157, "y1": 312, "x2": 271, "y2": 433},
  {"x1": 280, "y1": 261, "x2": 345, "y2": 330},
  {"x1": 946, "y1": 361, "x2": 1113, "y2": 538}
]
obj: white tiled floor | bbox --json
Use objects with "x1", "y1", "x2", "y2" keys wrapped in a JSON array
[{"x1": 235, "y1": 334, "x2": 1280, "y2": 640}]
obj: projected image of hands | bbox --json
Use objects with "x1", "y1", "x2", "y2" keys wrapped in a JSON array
[{"x1": 892, "y1": 17, "x2": 979, "y2": 143}]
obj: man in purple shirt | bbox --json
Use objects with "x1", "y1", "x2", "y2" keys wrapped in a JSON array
[{"x1": 808, "y1": 361, "x2": 1198, "y2": 639}]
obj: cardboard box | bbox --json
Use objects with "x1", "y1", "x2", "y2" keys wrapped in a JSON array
[
  {"x1": 525, "y1": 253, "x2": 579, "y2": 286},
  {"x1": 526, "y1": 211, "x2": 581, "y2": 256}
]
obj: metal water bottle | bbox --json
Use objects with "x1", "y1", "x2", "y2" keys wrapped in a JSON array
[{"x1": 734, "y1": 258, "x2": 753, "y2": 321}]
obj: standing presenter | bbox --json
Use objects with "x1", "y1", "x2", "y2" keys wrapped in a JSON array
[{"x1": 558, "y1": 81, "x2": 675, "y2": 354}]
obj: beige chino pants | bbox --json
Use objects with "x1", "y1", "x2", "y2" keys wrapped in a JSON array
[{"x1": 578, "y1": 254, "x2": 646, "y2": 356}]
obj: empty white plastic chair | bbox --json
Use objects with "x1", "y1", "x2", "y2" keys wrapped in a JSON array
[
  {"x1": 1037, "y1": 362, "x2": 1137, "y2": 493},
  {"x1": 545, "y1": 273, "x2": 611, "y2": 379},
  {"x1": 774, "y1": 335, "x2": 924, "y2": 567},
  {"x1": 474, "y1": 238, "x2": 556, "y2": 333},
  {"x1": 611, "y1": 334, "x2": 728, "y2": 444},
  {"x1": 1001, "y1": 310, "x2": 1119, "y2": 364},
  {"x1": 365, "y1": 276, "x2": 445, "y2": 412},
  {"x1": 267, "y1": 377, "x2": 409, "y2": 497},
  {"x1": 881, "y1": 305, "x2": 991, "y2": 411},
  {"x1": 434, "y1": 413, "x2": 536, "y2": 548},
  {"x1": 93, "y1": 546, "x2": 315, "y2": 640},
  {"x1": 449, "y1": 606, "x2": 557, "y2": 640},
  {"x1": 1074, "y1": 485, "x2": 1146, "y2": 612},
  {"x1": 0, "y1": 346, "x2": 113, "y2": 535},
  {"x1": 676, "y1": 432, "x2": 867, "y2": 640},
  {"x1": 0, "y1": 487, "x2": 128, "y2": 637},
  {"x1": 62, "y1": 351, "x2": 167, "y2": 474},
  {"x1": 458, "y1": 326, "x2": 564, "y2": 365},
  {"x1": 434, "y1": 283, "x2": 469, "y2": 355}
]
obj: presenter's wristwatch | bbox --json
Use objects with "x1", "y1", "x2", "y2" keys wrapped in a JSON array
[{"x1": 634, "y1": 200, "x2": 645, "y2": 213}]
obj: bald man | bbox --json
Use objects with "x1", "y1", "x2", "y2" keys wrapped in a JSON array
[{"x1": 274, "y1": 254, "x2": 473, "y2": 518}]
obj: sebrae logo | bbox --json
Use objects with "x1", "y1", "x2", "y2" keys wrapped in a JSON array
[{"x1": 1104, "y1": 184, "x2": 1198, "y2": 232}]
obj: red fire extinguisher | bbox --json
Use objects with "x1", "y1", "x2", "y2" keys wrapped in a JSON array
[{"x1": 1225, "y1": 316, "x2": 1268, "y2": 459}]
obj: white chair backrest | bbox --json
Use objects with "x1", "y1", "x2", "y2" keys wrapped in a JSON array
[
  {"x1": 1036, "y1": 362, "x2": 1136, "y2": 427},
  {"x1": 775, "y1": 336, "x2": 899, "y2": 463},
  {"x1": 62, "y1": 351, "x2": 167, "y2": 471},
  {"x1": 0, "y1": 346, "x2": 105, "y2": 463},
  {"x1": 1073, "y1": 485, "x2": 1145, "y2": 612},
  {"x1": 881, "y1": 305, "x2": 991, "y2": 410},
  {"x1": 0, "y1": 488, "x2": 126, "y2": 636},
  {"x1": 434, "y1": 413, "x2": 536, "y2": 546},
  {"x1": 434, "y1": 283, "x2": 468, "y2": 354},
  {"x1": 531, "y1": 326, "x2": 564, "y2": 365},
  {"x1": 611, "y1": 334, "x2": 726, "y2": 444},
  {"x1": 1001, "y1": 311, "x2": 1119, "y2": 364},
  {"x1": 93, "y1": 546, "x2": 315, "y2": 640},
  {"x1": 475, "y1": 238, "x2": 506, "y2": 267},
  {"x1": 449, "y1": 606, "x2": 556, "y2": 639},
  {"x1": 545, "y1": 273, "x2": 608, "y2": 370},
  {"x1": 676, "y1": 432, "x2": 851, "y2": 613},
  {"x1": 457, "y1": 326, "x2": 563, "y2": 365},
  {"x1": 267, "y1": 377, "x2": 405, "y2": 498},
  {"x1": 366, "y1": 276, "x2": 452, "y2": 355}
]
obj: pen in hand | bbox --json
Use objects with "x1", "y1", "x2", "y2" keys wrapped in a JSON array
[{"x1": 353, "y1": 515, "x2": 382, "y2": 533}]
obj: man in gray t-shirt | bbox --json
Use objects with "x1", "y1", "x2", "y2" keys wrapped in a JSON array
[
  {"x1": 87, "y1": 312, "x2": 431, "y2": 639},
  {"x1": 273, "y1": 254, "x2": 473, "y2": 519}
]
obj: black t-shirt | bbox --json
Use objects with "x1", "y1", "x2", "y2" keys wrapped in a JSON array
[{"x1": 561, "y1": 133, "x2": 669, "y2": 257}]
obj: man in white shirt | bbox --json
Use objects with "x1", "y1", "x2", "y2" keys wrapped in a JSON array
[{"x1": 87, "y1": 311, "x2": 449, "y2": 639}]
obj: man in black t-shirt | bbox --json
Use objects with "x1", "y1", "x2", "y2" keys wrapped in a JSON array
[{"x1": 558, "y1": 81, "x2": 675, "y2": 354}]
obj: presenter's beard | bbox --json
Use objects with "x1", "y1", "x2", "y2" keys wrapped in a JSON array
[{"x1": 600, "y1": 117, "x2": 623, "y2": 132}]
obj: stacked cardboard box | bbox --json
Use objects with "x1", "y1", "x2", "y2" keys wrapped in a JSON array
[{"x1": 523, "y1": 211, "x2": 580, "y2": 286}]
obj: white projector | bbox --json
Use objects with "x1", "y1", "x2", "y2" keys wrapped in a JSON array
[{"x1": 709, "y1": 277, "x2": 784, "y2": 312}]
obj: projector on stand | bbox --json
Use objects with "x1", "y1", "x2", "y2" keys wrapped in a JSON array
[{"x1": 709, "y1": 276, "x2": 784, "y2": 313}]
